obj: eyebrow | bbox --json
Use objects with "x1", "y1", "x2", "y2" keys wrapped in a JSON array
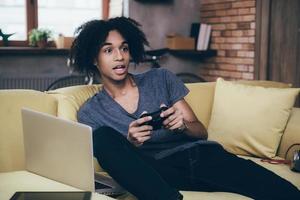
[{"x1": 101, "y1": 41, "x2": 128, "y2": 47}]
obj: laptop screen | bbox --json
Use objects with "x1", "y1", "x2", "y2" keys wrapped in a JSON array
[{"x1": 22, "y1": 108, "x2": 95, "y2": 192}]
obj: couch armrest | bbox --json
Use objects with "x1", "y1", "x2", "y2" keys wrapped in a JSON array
[
  {"x1": 277, "y1": 107, "x2": 300, "y2": 159},
  {"x1": 0, "y1": 90, "x2": 57, "y2": 172}
]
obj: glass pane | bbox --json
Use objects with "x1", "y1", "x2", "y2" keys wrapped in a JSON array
[
  {"x1": 0, "y1": 0, "x2": 26, "y2": 40},
  {"x1": 38, "y1": 0, "x2": 102, "y2": 37}
]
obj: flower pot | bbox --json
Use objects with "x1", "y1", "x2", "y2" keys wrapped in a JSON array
[{"x1": 37, "y1": 39, "x2": 48, "y2": 48}]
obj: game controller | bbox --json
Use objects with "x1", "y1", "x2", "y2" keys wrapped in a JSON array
[{"x1": 139, "y1": 106, "x2": 168, "y2": 130}]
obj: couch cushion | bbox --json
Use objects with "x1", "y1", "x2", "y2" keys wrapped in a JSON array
[
  {"x1": 241, "y1": 156, "x2": 300, "y2": 189},
  {"x1": 277, "y1": 108, "x2": 300, "y2": 158},
  {"x1": 184, "y1": 81, "x2": 291, "y2": 129},
  {"x1": 185, "y1": 82, "x2": 215, "y2": 128},
  {"x1": 117, "y1": 155, "x2": 300, "y2": 200},
  {"x1": 47, "y1": 85, "x2": 101, "y2": 122},
  {"x1": 208, "y1": 78, "x2": 299, "y2": 158},
  {"x1": 0, "y1": 90, "x2": 57, "y2": 172},
  {"x1": 180, "y1": 156, "x2": 300, "y2": 200}
]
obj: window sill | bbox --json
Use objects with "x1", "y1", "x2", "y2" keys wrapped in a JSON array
[{"x1": 0, "y1": 47, "x2": 70, "y2": 56}]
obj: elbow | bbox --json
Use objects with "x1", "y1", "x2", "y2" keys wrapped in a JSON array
[
  {"x1": 200, "y1": 128, "x2": 208, "y2": 140},
  {"x1": 202, "y1": 131, "x2": 208, "y2": 140},
  {"x1": 194, "y1": 129, "x2": 207, "y2": 140}
]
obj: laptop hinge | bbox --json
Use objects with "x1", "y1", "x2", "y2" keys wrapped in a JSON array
[{"x1": 94, "y1": 172, "x2": 126, "y2": 196}]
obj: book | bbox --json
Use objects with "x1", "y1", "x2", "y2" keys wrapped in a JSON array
[
  {"x1": 203, "y1": 24, "x2": 212, "y2": 50},
  {"x1": 196, "y1": 23, "x2": 207, "y2": 50},
  {"x1": 190, "y1": 23, "x2": 200, "y2": 48},
  {"x1": 196, "y1": 23, "x2": 212, "y2": 51}
]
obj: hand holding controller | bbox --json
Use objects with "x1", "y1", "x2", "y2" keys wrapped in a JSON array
[{"x1": 140, "y1": 106, "x2": 168, "y2": 130}]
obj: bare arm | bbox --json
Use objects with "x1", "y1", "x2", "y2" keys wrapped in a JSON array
[{"x1": 161, "y1": 99, "x2": 208, "y2": 139}]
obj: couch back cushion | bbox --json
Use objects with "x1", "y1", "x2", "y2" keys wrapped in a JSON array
[
  {"x1": 277, "y1": 107, "x2": 300, "y2": 158},
  {"x1": 185, "y1": 80, "x2": 291, "y2": 128},
  {"x1": 0, "y1": 90, "x2": 57, "y2": 172},
  {"x1": 47, "y1": 85, "x2": 101, "y2": 122},
  {"x1": 208, "y1": 78, "x2": 299, "y2": 158},
  {"x1": 185, "y1": 82, "x2": 216, "y2": 128}
]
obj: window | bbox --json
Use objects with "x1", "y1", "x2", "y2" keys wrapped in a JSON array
[
  {"x1": 0, "y1": 0, "x2": 110, "y2": 46},
  {"x1": 38, "y1": 0, "x2": 103, "y2": 37},
  {"x1": 0, "y1": 0, "x2": 26, "y2": 40},
  {"x1": 109, "y1": 0, "x2": 123, "y2": 18}
]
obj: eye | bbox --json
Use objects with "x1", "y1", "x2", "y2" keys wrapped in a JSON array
[
  {"x1": 121, "y1": 46, "x2": 129, "y2": 52},
  {"x1": 103, "y1": 47, "x2": 112, "y2": 54}
]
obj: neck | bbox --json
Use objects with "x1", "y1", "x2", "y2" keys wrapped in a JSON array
[{"x1": 103, "y1": 74, "x2": 135, "y2": 98}]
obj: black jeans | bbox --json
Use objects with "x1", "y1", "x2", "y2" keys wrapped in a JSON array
[{"x1": 92, "y1": 126, "x2": 300, "y2": 200}]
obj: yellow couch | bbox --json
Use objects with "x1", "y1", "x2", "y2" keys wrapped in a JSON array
[{"x1": 1, "y1": 81, "x2": 300, "y2": 200}]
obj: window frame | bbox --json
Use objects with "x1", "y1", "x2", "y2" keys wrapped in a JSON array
[{"x1": 0, "y1": 0, "x2": 109, "y2": 47}]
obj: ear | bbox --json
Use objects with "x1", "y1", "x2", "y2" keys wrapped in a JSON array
[{"x1": 93, "y1": 60, "x2": 98, "y2": 66}]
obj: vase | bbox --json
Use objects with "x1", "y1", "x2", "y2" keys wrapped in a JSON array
[{"x1": 37, "y1": 39, "x2": 48, "y2": 48}]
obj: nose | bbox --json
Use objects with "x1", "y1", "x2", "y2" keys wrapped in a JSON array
[{"x1": 114, "y1": 49, "x2": 124, "y2": 61}]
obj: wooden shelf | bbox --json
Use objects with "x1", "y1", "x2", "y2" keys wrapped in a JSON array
[
  {"x1": 0, "y1": 47, "x2": 70, "y2": 56},
  {"x1": 146, "y1": 48, "x2": 217, "y2": 59},
  {"x1": 168, "y1": 49, "x2": 217, "y2": 59}
]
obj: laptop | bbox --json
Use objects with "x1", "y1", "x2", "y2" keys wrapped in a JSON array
[{"x1": 21, "y1": 108, "x2": 125, "y2": 195}]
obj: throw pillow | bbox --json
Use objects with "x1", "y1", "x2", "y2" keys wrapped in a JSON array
[
  {"x1": 47, "y1": 84, "x2": 101, "y2": 121},
  {"x1": 208, "y1": 78, "x2": 300, "y2": 158}
]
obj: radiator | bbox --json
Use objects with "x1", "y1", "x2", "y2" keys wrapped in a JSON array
[{"x1": 0, "y1": 75, "x2": 88, "y2": 91}]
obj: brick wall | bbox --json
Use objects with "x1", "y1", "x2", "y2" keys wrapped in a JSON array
[{"x1": 198, "y1": 0, "x2": 256, "y2": 81}]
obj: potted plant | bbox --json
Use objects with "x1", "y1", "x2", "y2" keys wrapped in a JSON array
[
  {"x1": 0, "y1": 29, "x2": 15, "y2": 46},
  {"x1": 29, "y1": 28, "x2": 52, "y2": 48}
]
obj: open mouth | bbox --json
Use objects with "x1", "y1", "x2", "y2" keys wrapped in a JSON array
[
  {"x1": 112, "y1": 65, "x2": 127, "y2": 74},
  {"x1": 113, "y1": 65, "x2": 126, "y2": 70}
]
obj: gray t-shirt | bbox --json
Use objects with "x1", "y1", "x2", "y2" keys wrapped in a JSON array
[{"x1": 78, "y1": 68, "x2": 210, "y2": 159}]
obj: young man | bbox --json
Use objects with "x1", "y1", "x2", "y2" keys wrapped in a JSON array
[{"x1": 70, "y1": 17, "x2": 300, "y2": 200}]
